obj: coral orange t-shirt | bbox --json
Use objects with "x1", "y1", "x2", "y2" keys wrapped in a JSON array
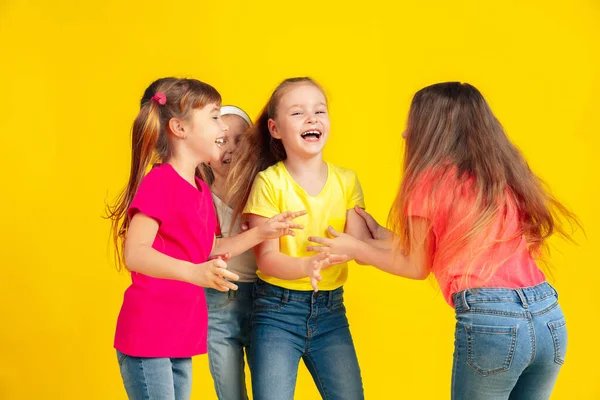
[{"x1": 407, "y1": 167, "x2": 546, "y2": 307}]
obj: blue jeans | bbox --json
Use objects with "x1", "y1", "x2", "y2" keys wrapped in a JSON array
[
  {"x1": 116, "y1": 350, "x2": 192, "y2": 400},
  {"x1": 249, "y1": 279, "x2": 364, "y2": 400},
  {"x1": 452, "y1": 282, "x2": 567, "y2": 400},
  {"x1": 205, "y1": 282, "x2": 254, "y2": 400}
]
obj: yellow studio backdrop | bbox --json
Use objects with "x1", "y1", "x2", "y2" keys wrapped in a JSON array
[{"x1": 1, "y1": 0, "x2": 598, "y2": 398}]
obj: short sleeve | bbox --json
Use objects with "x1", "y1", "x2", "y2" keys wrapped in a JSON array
[
  {"x1": 347, "y1": 172, "x2": 366, "y2": 210},
  {"x1": 243, "y1": 172, "x2": 280, "y2": 218},
  {"x1": 128, "y1": 167, "x2": 170, "y2": 225}
]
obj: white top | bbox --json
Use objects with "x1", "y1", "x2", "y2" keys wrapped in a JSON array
[{"x1": 212, "y1": 193, "x2": 258, "y2": 282}]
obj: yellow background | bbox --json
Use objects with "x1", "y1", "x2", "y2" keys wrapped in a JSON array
[{"x1": 1, "y1": 0, "x2": 598, "y2": 398}]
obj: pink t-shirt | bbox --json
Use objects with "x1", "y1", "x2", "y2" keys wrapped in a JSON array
[
  {"x1": 114, "y1": 163, "x2": 216, "y2": 357},
  {"x1": 408, "y1": 167, "x2": 546, "y2": 307}
]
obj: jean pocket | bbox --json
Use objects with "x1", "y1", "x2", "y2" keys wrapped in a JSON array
[
  {"x1": 548, "y1": 317, "x2": 567, "y2": 365},
  {"x1": 463, "y1": 323, "x2": 517, "y2": 376},
  {"x1": 205, "y1": 288, "x2": 231, "y2": 311},
  {"x1": 253, "y1": 292, "x2": 287, "y2": 311},
  {"x1": 327, "y1": 296, "x2": 346, "y2": 313}
]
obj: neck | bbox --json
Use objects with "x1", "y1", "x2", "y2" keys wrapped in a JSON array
[
  {"x1": 166, "y1": 154, "x2": 199, "y2": 187},
  {"x1": 283, "y1": 152, "x2": 325, "y2": 176},
  {"x1": 211, "y1": 172, "x2": 227, "y2": 202}
]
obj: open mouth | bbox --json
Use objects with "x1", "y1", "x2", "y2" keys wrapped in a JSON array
[
  {"x1": 300, "y1": 130, "x2": 322, "y2": 142},
  {"x1": 222, "y1": 157, "x2": 232, "y2": 165},
  {"x1": 215, "y1": 136, "x2": 227, "y2": 147}
]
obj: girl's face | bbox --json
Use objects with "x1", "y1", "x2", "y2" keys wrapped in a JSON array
[
  {"x1": 209, "y1": 114, "x2": 249, "y2": 178},
  {"x1": 186, "y1": 103, "x2": 229, "y2": 163},
  {"x1": 269, "y1": 83, "x2": 330, "y2": 159}
]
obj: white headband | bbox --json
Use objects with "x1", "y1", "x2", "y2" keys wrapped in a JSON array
[{"x1": 221, "y1": 105, "x2": 252, "y2": 126}]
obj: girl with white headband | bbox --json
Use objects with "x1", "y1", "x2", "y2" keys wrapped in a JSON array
[{"x1": 201, "y1": 105, "x2": 257, "y2": 400}]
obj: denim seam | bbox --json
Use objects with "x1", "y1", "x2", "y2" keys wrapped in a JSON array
[
  {"x1": 207, "y1": 298, "x2": 233, "y2": 311},
  {"x1": 117, "y1": 352, "x2": 128, "y2": 367},
  {"x1": 457, "y1": 309, "x2": 528, "y2": 318},
  {"x1": 526, "y1": 313, "x2": 536, "y2": 367},
  {"x1": 139, "y1": 357, "x2": 150, "y2": 400},
  {"x1": 304, "y1": 352, "x2": 330, "y2": 400},
  {"x1": 548, "y1": 319, "x2": 566, "y2": 365},
  {"x1": 531, "y1": 301, "x2": 559, "y2": 317}
]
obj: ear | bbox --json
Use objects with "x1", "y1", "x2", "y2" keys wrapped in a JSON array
[
  {"x1": 268, "y1": 118, "x2": 282, "y2": 139},
  {"x1": 168, "y1": 117, "x2": 187, "y2": 139}
]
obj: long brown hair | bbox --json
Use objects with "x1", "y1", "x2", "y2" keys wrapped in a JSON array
[
  {"x1": 226, "y1": 77, "x2": 326, "y2": 227},
  {"x1": 389, "y1": 82, "x2": 579, "y2": 276},
  {"x1": 106, "y1": 78, "x2": 221, "y2": 270}
]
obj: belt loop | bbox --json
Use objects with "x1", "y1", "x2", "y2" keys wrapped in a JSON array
[
  {"x1": 548, "y1": 282, "x2": 559, "y2": 300},
  {"x1": 282, "y1": 289, "x2": 289, "y2": 304},
  {"x1": 460, "y1": 290, "x2": 470, "y2": 311},
  {"x1": 327, "y1": 291, "x2": 333, "y2": 308},
  {"x1": 516, "y1": 288, "x2": 529, "y2": 308},
  {"x1": 228, "y1": 289, "x2": 236, "y2": 300}
]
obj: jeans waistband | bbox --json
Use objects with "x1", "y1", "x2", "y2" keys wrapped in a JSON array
[
  {"x1": 453, "y1": 281, "x2": 557, "y2": 312},
  {"x1": 254, "y1": 279, "x2": 344, "y2": 304}
]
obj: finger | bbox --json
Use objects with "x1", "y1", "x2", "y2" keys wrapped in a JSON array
[
  {"x1": 216, "y1": 268, "x2": 240, "y2": 281},
  {"x1": 354, "y1": 206, "x2": 380, "y2": 232},
  {"x1": 327, "y1": 226, "x2": 342, "y2": 238},
  {"x1": 241, "y1": 222, "x2": 250, "y2": 231},
  {"x1": 214, "y1": 277, "x2": 238, "y2": 291},
  {"x1": 287, "y1": 223, "x2": 304, "y2": 230},
  {"x1": 212, "y1": 284, "x2": 230, "y2": 292},
  {"x1": 328, "y1": 254, "x2": 351, "y2": 265},
  {"x1": 290, "y1": 210, "x2": 308, "y2": 219},
  {"x1": 305, "y1": 246, "x2": 330, "y2": 253},
  {"x1": 311, "y1": 277, "x2": 319, "y2": 292},
  {"x1": 215, "y1": 284, "x2": 231, "y2": 292},
  {"x1": 276, "y1": 211, "x2": 292, "y2": 222},
  {"x1": 286, "y1": 228, "x2": 295, "y2": 236},
  {"x1": 212, "y1": 259, "x2": 228, "y2": 269},
  {"x1": 307, "y1": 236, "x2": 330, "y2": 245}
]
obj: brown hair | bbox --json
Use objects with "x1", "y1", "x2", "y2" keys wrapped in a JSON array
[
  {"x1": 389, "y1": 82, "x2": 579, "y2": 277},
  {"x1": 226, "y1": 77, "x2": 326, "y2": 227},
  {"x1": 106, "y1": 78, "x2": 221, "y2": 270}
]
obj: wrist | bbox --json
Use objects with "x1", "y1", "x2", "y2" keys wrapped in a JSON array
[{"x1": 180, "y1": 260, "x2": 196, "y2": 283}]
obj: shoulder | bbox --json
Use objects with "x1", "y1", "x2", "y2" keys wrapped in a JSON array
[
  {"x1": 257, "y1": 162, "x2": 285, "y2": 184},
  {"x1": 328, "y1": 163, "x2": 358, "y2": 184}
]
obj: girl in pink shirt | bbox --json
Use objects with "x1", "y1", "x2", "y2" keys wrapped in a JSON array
[
  {"x1": 308, "y1": 82, "x2": 579, "y2": 399},
  {"x1": 107, "y1": 78, "x2": 305, "y2": 400}
]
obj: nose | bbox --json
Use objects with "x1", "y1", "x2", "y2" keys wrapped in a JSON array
[{"x1": 220, "y1": 119, "x2": 229, "y2": 132}]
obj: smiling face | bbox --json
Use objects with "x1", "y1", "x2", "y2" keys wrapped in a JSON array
[
  {"x1": 209, "y1": 113, "x2": 250, "y2": 179},
  {"x1": 182, "y1": 102, "x2": 229, "y2": 164},
  {"x1": 268, "y1": 83, "x2": 330, "y2": 159}
]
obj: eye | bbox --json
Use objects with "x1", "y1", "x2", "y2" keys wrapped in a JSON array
[
  {"x1": 291, "y1": 111, "x2": 302, "y2": 116},
  {"x1": 316, "y1": 110, "x2": 327, "y2": 114}
]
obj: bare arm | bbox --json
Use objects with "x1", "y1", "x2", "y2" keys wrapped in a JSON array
[
  {"x1": 248, "y1": 214, "x2": 338, "y2": 291},
  {"x1": 124, "y1": 213, "x2": 239, "y2": 290},
  {"x1": 211, "y1": 211, "x2": 306, "y2": 258},
  {"x1": 308, "y1": 217, "x2": 433, "y2": 280}
]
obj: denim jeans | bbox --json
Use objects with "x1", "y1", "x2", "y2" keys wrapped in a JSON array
[
  {"x1": 205, "y1": 282, "x2": 254, "y2": 400},
  {"x1": 249, "y1": 279, "x2": 364, "y2": 400},
  {"x1": 116, "y1": 350, "x2": 192, "y2": 400},
  {"x1": 452, "y1": 282, "x2": 567, "y2": 400}
]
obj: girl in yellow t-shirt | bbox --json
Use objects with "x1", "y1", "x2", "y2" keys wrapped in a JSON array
[{"x1": 226, "y1": 77, "x2": 370, "y2": 400}]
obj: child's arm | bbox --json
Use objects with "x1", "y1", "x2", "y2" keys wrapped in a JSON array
[
  {"x1": 307, "y1": 217, "x2": 433, "y2": 280},
  {"x1": 125, "y1": 213, "x2": 239, "y2": 291},
  {"x1": 248, "y1": 214, "x2": 344, "y2": 291},
  {"x1": 211, "y1": 211, "x2": 306, "y2": 258}
]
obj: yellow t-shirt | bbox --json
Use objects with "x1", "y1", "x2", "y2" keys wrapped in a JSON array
[{"x1": 243, "y1": 161, "x2": 365, "y2": 291}]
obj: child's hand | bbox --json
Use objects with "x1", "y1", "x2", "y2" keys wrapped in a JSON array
[
  {"x1": 258, "y1": 210, "x2": 307, "y2": 240},
  {"x1": 307, "y1": 226, "x2": 360, "y2": 260},
  {"x1": 354, "y1": 206, "x2": 392, "y2": 241},
  {"x1": 302, "y1": 252, "x2": 349, "y2": 292},
  {"x1": 189, "y1": 258, "x2": 239, "y2": 292}
]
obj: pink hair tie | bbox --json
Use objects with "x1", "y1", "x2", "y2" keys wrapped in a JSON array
[{"x1": 151, "y1": 92, "x2": 167, "y2": 105}]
